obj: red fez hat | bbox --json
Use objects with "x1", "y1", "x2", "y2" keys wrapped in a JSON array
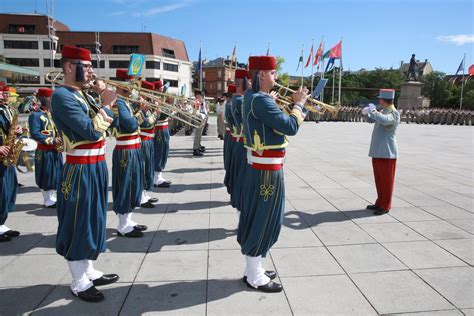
[
  {"x1": 249, "y1": 56, "x2": 276, "y2": 71},
  {"x1": 141, "y1": 81, "x2": 154, "y2": 90},
  {"x1": 227, "y1": 84, "x2": 237, "y2": 93},
  {"x1": 61, "y1": 45, "x2": 91, "y2": 61},
  {"x1": 116, "y1": 69, "x2": 134, "y2": 81},
  {"x1": 37, "y1": 88, "x2": 53, "y2": 98},
  {"x1": 2, "y1": 85, "x2": 10, "y2": 92},
  {"x1": 235, "y1": 69, "x2": 250, "y2": 79},
  {"x1": 153, "y1": 80, "x2": 163, "y2": 90}
]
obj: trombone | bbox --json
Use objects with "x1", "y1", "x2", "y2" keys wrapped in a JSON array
[
  {"x1": 273, "y1": 82, "x2": 340, "y2": 118},
  {"x1": 45, "y1": 70, "x2": 205, "y2": 128}
]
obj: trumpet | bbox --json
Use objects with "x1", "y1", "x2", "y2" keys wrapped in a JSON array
[
  {"x1": 45, "y1": 70, "x2": 205, "y2": 128},
  {"x1": 273, "y1": 82, "x2": 340, "y2": 118}
]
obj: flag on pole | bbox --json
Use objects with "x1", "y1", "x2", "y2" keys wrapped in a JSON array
[
  {"x1": 468, "y1": 64, "x2": 474, "y2": 76},
  {"x1": 454, "y1": 57, "x2": 465, "y2": 76},
  {"x1": 305, "y1": 44, "x2": 313, "y2": 68},
  {"x1": 196, "y1": 47, "x2": 202, "y2": 73},
  {"x1": 296, "y1": 55, "x2": 303, "y2": 72},
  {"x1": 325, "y1": 58, "x2": 335, "y2": 72},
  {"x1": 228, "y1": 43, "x2": 237, "y2": 74},
  {"x1": 313, "y1": 41, "x2": 324, "y2": 66},
  {"x1": 322, "y1": 49, "x2": 330, "y2": 60},
  {"x1": 266, "y1": 42, "x2": 270, "y2": 56},
  {"x1": 329, "y1": 40, "x2": 342, "y2": 59}
]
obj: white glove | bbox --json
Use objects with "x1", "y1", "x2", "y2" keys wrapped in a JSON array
[
  {"x1": 361, "y1": 107, "x2": 370, "y2": 115},
  {"x1": 368, "y1": 103, "x2": 376, "y2": 112}
]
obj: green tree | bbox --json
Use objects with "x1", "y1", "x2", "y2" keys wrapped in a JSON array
[
  {"x1": 276, "y1": 56, "x2": 290, "y2": 86},
  {"x1": 420, "y1": 71, "x2": 453, "y2": 107}
]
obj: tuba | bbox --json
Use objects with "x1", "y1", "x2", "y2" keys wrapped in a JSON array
[
  {"x1": 273, "y1": 82, "x2": 340, "y2": 118},
  {"x1": 1, "y1": 108, "x2": 25, "y2": 167}
]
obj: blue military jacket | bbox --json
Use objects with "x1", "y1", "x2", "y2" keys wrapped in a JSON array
[
  {"x1": 51, "y1": 86, "x2": 112, "y2": 151},
  {"x1": 231, "y1": 95, "x2": 244, "y2": 138},
  {"x1": 242, "y1": 89, "x2": 304, "y2": 152},
  {"x1": 367, "y1": 105, "x2": 400, "y2": 158},
  {"x1": 111, "y1": 99, "x2": 140, "y2": 136},
  {"x1": 28, "y1": 109, "x2": 57, "y2": 145},
  {"x1": 225, "y1": 99, "x2": 235, "y2": 135}
]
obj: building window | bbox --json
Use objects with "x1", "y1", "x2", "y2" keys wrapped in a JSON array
[
  {"x1": 217, "y1": 81, "x2": 222, "y2": 91},
  {"x1": 43, "y1": 41, "x2": 50, "y2": 50},
  {"x1": 165, "y1": 79, "x2": 178, "y2": 87},
  {"x1": 145, "y1": 77, "x2": 160, "y2": 82},
  {"x1": 4, "y1": 40, "x2": 38, "y2": 49},
  {"x1": 163, "y1": 63, "x2": 178, "y2": 72},
  {"x1": 217, "y1": 70, "x2": 222, "y2": 78},
  {"x1": 43, "y1": 59, "x2": 61, "y2": 68},
  {"x1": 8, "y1": 24, "x2": 35, "y2": 34},
  {"x1": 91, "y1": 60, "x2": 105, "y2": 68},
  {"x1": 202, "y1": 71, "x2": 205, "y2": 79},
  {"x1": 162, "y1": 48, "x2": 176, "y2": 58},
  {"x1": 8, "y1": 76, "x2": 40, "y2": 84},
  {"x1": 7, "y1": 58, "x2": 39, "y2": 67},
  {"x1": 109, "y1": 60, "x2": 130, "y2": 68},
  {"x1": 145, "y1": 61, "x2": 161, "y2": 69},
  {"x1": 77, "y1": 44, "x2": 98, "y2": 54},
  {"x1": 112, "y1": 45, "x2": 139, "y2": 54}
]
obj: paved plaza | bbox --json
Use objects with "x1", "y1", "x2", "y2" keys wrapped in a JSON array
[{"x1": 0, "y1": 117, "x2": 472, "y2": 315}]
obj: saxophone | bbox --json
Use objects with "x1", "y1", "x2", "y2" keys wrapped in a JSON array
[{"x1": 1, "y1": 108, "x2": 24, "y2": 167}]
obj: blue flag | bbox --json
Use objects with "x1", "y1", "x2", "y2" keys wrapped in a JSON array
[
  {"x1": 455, "y1": 57, "x2": 465, "y2": 76},
  {"x1": 325, "y1": 58, "x2": 335, "y2": 73},
  {"x1": 196, "y1": 47, "x2": 202, "y2": 74},
  {"x1": 312, "y1": 78, "x2": 328, "y2": 98}
]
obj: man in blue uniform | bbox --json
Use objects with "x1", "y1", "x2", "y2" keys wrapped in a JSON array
[
  {"x1": 138, "y1": 80, "x2": 159, "y2": 208},
  {"x1": 223, "y1": 84, "x2": 236, "y2": 191},
  {"x1": 238, "y1": 56, "x2": 309, "y2": 292},
  {"x1": 230, "y1": 70, "x2": 251, "y2": 211},
  {"x1": 111, "y1": 70, "x2": 149, "y2": 237},
  {"x1": 51, "y1": 46, "x2": 119, "y2": 302},
  {"x1": 28, "y1": 88, "x2": 63, "y2": 208},
  {"x1": 362, "y1": 89, "x2": 400, "y2": 215},
  {"x1": 0, "y1": 84, "x2": 21, "y2": 242},
  {"x1": 152, "y1": 80, "x2": 172, "y2": 188}
]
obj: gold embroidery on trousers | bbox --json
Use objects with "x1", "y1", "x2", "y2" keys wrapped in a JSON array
[
  {"x1": 259, "y1": 171, "x2": 274, "y2": 202},
  {"x1": 61, "y1": 165, "x2": 75, "y2": 200}
]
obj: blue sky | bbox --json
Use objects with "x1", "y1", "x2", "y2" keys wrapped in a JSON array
[{"x1": 1, "y1": 0, "x2": 473, "y2": 75}]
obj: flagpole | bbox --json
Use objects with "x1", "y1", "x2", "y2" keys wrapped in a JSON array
[
  {"x1": 199, "y1": 41, "x2": 203, "y2": 91},
  {"x1": 337, "y1": 38, "x2": 343, "y2": 106},
  {"x1": 332, "y1": 65, "x2": 335, "y2": 104},
  {"x1": 320, "y1": 38, "x2": 325, "y2": 102},
  {"x1": 266, "y1": 42, "x2": 271, "y2": 56},
  {"x1": 301, "y1": 44, "x2": 304, "y2": 86},
  {"x1": 310, "y1": 38, "x2": 314, "y2": 93},
  {"x1": 459, "y1": 53, "x2": 466, "y2": 110}
]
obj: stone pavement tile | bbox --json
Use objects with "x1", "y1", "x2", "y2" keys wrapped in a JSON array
[
  {"x1": 421, "y1": 205, "x2": 474, "y2": 220},
  {"x1": 281, "y1": 275, "x2": 376, "y2": 315},
  {"x1": 312, "y1": 221, "x2": 376, "y2": 246},
  {"x1": 207, "y1": 203, "x2": 235, "y2": 214},
  {"x1": 273, "y1": 226, "x2": 323, "y2": 248},
  {"x1": 5, "y1": 215, "x2": 59, "y2": 233},
  {"x1": 208, "y1": 249, "x2": 258, "y2": 280},
  {"x1": 106, "y1": 230, "x2": 156, "y2": 253},
  {"x1": 303, "y1": 178, "x2": 345, "y2": 190},
  {"x1": 270, "y1": 247, "x2": 343, "y2": 277},
  {"x1": 165, "y1": 200, "x2": 211, "y2": 214},
  {"x1": 0, "y1": 255, "x2": 18, "y2": 271},
  {"x1": 208, "y1": 228, "x2": 239, "y2": 250},
  {"x1": 464, "y1": 309, "x2": 474, "y2": 316},
  {"x1": 23, "y1": 233, "x2": 57, "y2": 255},
  {"x1": 288, "y1": 209, "x2": 350, "y2": 227},
  {"x1": 0, "y1": 232, "x2": 49, "y2": 256},
  {"x1": 136, "y1": 250, "x2": 208, "y2": 282},
  {"x1": 415, "y1": 267, "x2": 474, "y2": 309},
  {"x1": 394, "y1": 311, "x2": 463, "y2": 316},
  {"x1": 329, "y1": 197, "x2": 371, "y2": 211},
  {"x1": 121, "y1": 281, "x2": 206, "y2": 315},
  {"x1": 434, "y1": 239, "x2": 474, "y2": 265},
  {"x1": 389, "y1": 206, "x2": 441, "y2": 222},
  {"x1": 382, "y1": 241, "x2": 467, "y2": 269},
  {"x1": 350, "y1": 270, "x2": 454, "y2": 314},
  {"x1": 207, "y1": 278, "x2": 292, "y2": 315},
  {"x1": 0, "y1": 284, "x2": 54, "y2": 315},
  {"x1": 285, "y1": 186, "x2": 321, "y2": 200},
  {"x1": 287, "y1": 197, "x2": 338, "y2": 213},
  {"x1": 128, "y1": 212, "x2": 165, "y2": 231},
  {"x1": 328, "y1": 244, "x2": 407, "y2": 273},
  {"x1": 33, "y1": 283, "x2": 130, "y2": 315},
  {"x1": 405, "y1": 220, "x2": 473, "y2": 240},
  {"x1": 209, "y1": 212, "x2": 239, "y2": 229},
  {"x1": 342, "y1": 209, "x2": 399, "y2": 224},
  {"x1": 88, "y1": 252, "x2": 146, "y2": 283},
  {"x1": 448, "y1": 219, "x2": 474, "y2": 234},
  {"x1": 359, "y1": 222, "x2": 427, "y2": 243},
  {"x1": 170, "y1": 189, "x2": 211, "y2": 203},
  {"x1": 0, "y1": 254, "x2": 68, "y2": 287},
  {"x1": 159, "y1": 213, "x2": 210, "y2": 230},
  {"x1": 317, "y1": 188, "x2": 360, "y2": 201},
  {"x1": 149, "y1": 229, "x2": 209, "y2": 252}
]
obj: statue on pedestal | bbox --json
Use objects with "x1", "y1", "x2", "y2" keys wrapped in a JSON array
[{"x1": 406, "y1": 54, "x2": 419, "y2": 81}]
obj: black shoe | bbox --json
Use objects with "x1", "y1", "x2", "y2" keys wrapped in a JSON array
[
  {"x1": 0, "y1": 234, "x2": 11, "y2": 242},
  {"x1": 4, "y1": 230, "x2": 20, "y2": 237},
  {"x1": 148, "y1": 197, "x2": 159, "y2": 203},
  {"x1": 140, "y1": 201, "x2": 155, "y2": 208},
  {"x1": 202, "y1": 132, "x2": 207, "y2": 136},
  {"x1": 366, "y1": 204, "x2": 378, "y2": 210},
  {"x1": 246, "y1": 280, "x2": 283, "y2": 293},
  {"x1": 242, "y1": 270, "x2": 277, "y2": 283},
  {"x1": 92, "y1": 274, "x2": 119, "y2": 286},
  {"x1": 46, "y1": 203, "x2": 57, "y2": 208},
  {"x1": 18, "y1": 183, "x2": 24, "y2": 187},
  {"x1": 134, "y1": 224, "x2": 148, "y2": 232},
  {"x1": 185, "y1": 131, "x2": 192, "y2": 136},
  {"x1": 193, "y1": 149, "x2": 203, "y2": 156},
  {"x1": 199, "y1": 145, "x2": 206, "y2": 152},
  {"x1": 73, "y1": 286, "x2": 104, "y2": 302},
  {"x1": 117, "y1": 228, "x2": 144, "y2": 238},
  {"x1": 373, "y1": 208, "x2": 390, "y2": 216},
  {"x1": 156, "y1": 181, "x2": 171, "y2": 188}
]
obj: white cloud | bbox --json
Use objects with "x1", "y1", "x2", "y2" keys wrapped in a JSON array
[
  {"x1": 143, "y1": 2, "x2": 189, "y2": 16},
  {"x1": 437, "y1": 34, "x2": 474, "y2": 46}
]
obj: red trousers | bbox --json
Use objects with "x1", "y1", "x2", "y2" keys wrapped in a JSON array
[{"x1": 372, "y1": 158, "x2": 397, "y2": 211}]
